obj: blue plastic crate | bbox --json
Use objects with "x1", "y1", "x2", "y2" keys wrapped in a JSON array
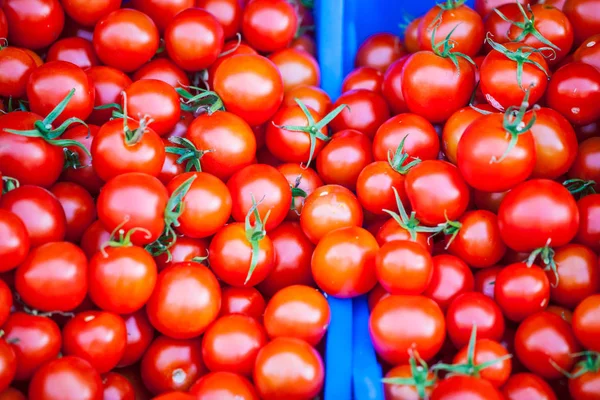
[{"x1": 314, "y1": 1, "x2": 474, "y2": 399}]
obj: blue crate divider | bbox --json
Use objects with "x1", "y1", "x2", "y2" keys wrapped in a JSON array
[{"x1": 314, "y1": 0, "x2": 475, "y2": 399}]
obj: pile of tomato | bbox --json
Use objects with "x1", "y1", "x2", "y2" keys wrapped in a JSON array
[{"x1": 0, "y1": 0, "x2": 599, "y2": 398}]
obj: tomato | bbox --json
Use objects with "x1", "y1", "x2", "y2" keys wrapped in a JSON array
[
  {"x1": 0, "y1": 47, "x2": 36, "y2": 98},
  {"x1": 62, "y1": 0, "x2": 119, "y2": 26},
  {"x1": 383, "y1": 361, "x2": 435, "y2": 400},
  {"x1": 548, "y1": 244, "x2": 599, "y2": 308},
  {"x1": 569, "y1": 137, "x2": 600, "y2": 187},
  {"x1": 355, "y1": 33, "x2": 405, "y2": 72},
  {"x1": 330, "y1": 89, "x2": 390, "y2": 138},
  {"x1": 206, "y1": 41, "x2": 258, "y2": 88},
  {"x1": 446, "y1": 210, "x2": 507, "y2": 268},
  {"x1": 503, "y1": 372, "x2": 557, "y2": 400},
  {"x1": 475, "y1": 0, "x2": 530, "y2": 16},
  {"x1": 269, "y1": 48, "x2": 320, "y2": 93},
  {"x1": 50, "y1": 182, "x2": 95, "y2": 243},
  {"x1": 3, "y1": 0, "x2": 64, "y2": 49},
  {"x1": 356, "y1": 159, "x2": 409, "y2": 216},
  {"x1": 402, "y1": 50, "x2": 475, "y2": 123},
  {"x1": 28, "y1": 356, "x2": 102, "y2": 400},
  {"x1": 564, "y1": 0, "x2": 600, "y2": 45},
  {"x1": 189, "y1": 372, "x2": 258, "y2": 400},
  {"x1": 123, "y1": 79, "x2": 181, "y2": 136},
  {"x1": 370, "y1": 295, "x2": 445, "y2": 364},
  {"x1": 446, "y1": 292, "x2": 505, "y2": 349},
  {"x1": 452, "y1": 339, "x2": 512, "y2": 387},
  {"x1": 546, "y1": 62, "x2": 600, "y2": 125},
  {"x1": 46, "y1": 37, "x2": 99, "y2": 69},
  {"x1": 311, "y1": 226, "x2": 378, "y2": 297},
  {"x1": 219, "y1": 287, "x2": 266, "y2": 321},
  {"x1": 201, "y1": 314, "x2": 267, "y2": 376},
  {"x1": 113, "y1": 311, "x2": 153, "y2": 369},
  {"x1": 375, "y1": 240, "x2": 433, "y2": 295},
  {"x1": 498, "y1": 179, "x2": 579, "y2": 252},
  {"x1": 141, "y1": 336, "x2": 205, "y2": 395},
  {"x1": 276, "y1": 164, "x2": 322, "y2": 221},
  {"x1": 133, "y1": 59, "x2": 189, "y2": 89},
  {"x1": 27, "y1": 61, "x2": 94, "y2": 124},
  {"x1": 515, "y1": 311, "x2": 580, "y2": 379},
  {"x1": 154, "y1": 237, "x2": 208, "y2": 271},
  {"x1": 0, "y1": 210, "x2": 29, "y2": 272},
  {"x1": 423, "y1": 254, "x2": 474, "y2": 311},
  {"x1": 102, "y1": 372, "x2": 135, "y2": 400},
  {"x1": 474, "y1": 267, "x2": 502, "y2": 299},
  {"x1": 480, "y1": 42, "x2": 549, "y2": 111},
  {"x1": 86, "y1": 66, "x2": 132, "y2": 126},
  {"x1": 241, "y1": 0, "x2": 297, "y2": 52},
  {"x1": 291, "y1": 34, "x2": 315, "y2": 55},
  {"x1": 96, "y1": 173, "x2": 169, "y2": 246},
  {"x1": 60, "y1": 125, "x2": 104, "y2": 195},
  {"x1": 342, "y1": 67, "x2": 383, "y2": 93},
  {"x1": 79, "y1": 221, "x2": 111, "y2": 259},
  {"x1": 569, "y1": 354, "x2": 600, "y2": 400},
  {"x1": 483, "y1": 4, "x2": 521, "y2": 51},
  {"x1": 0, "y1": 388, "x2": 26, "y2": 400},
  {"x1": 573, "y1": 294, "x2": 600, "y2": 352},
  {"x1": 0, "y1": 280, "x2": 11, "y2": 328},
  {"x1": 283, "y1": 85, "x2": 331, "y2": 116},
  {"x1": 405, "y1": 160, "x2": 470, "y2": 226},
  {"x1": 263, "y1": 285, "x2": 329, "y2": 346},
  {"x1": 0, "y1": 10, "x2": 5, "y2": 39},
  {"x1": 253, "y1": 337, "x2": 323, "y2": 400},
  {"x1": 381, "y1": 56, "x2": 410, "y2": 115},
  {"x1": 0, "y1": 340, "x2": 15, "y2": 393},
  {"x1": 93, "y1": 9, "x2": 160, "y2": 72},
  {"x1": 576, "y1": 194, "x2": 600, "y2": 252},
  {"x1": 442, "y1": 105, "x2": 497, "y2": 165},
  {"x1": 152, "y1": 392, "x2": 195, "y2": 400},
  {"x1": 196, "y1": 0, "x2": 242, "y2": 38},
  {"x1": 431, "y1": 375, "x2": 504, "y2": 400},
  {"x1": 574, "y1": 33, "x2": 600, "y2": 70},
  {"x1": 317, "y1": 129, "x2": 373, "y2": 190},
  {"x1": 89, "y1": 245, "x2": 157, "y2": 314}
]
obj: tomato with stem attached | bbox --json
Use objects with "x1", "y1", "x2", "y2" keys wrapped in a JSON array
[
  {"x1": 189, "y1": 372, "x2": 258, "y2": 400},
  {"x1": 123, "y1": 79, "x2": 181, "y2": 136},
  {"x1": 241, "y1": 0, "x2": 297, "y2": 53},
  {"x1": 423, "y1": 254, "x2": 474, "y2": 311},
  {"x1": 330, "y1": 89, "x2": 390, "y2": 138},
  {"x1": 376, "y1": 240, "x2": 433, "y2": 295},
  {"x1": 442, "y1": 105, "x2": 497, "y2": 165},
  {"x1": 0, "y1": 47, "x2": 36, "y2": 99},
  {"x1": 283, "y1": 85, "x2": 331, "y2": 116},
  {"x1": 277, "y1": 164, "x2": 323, "y2": 221},
  {"x1": 355, "y1": 33, "x2": 405, "y2": 72}
]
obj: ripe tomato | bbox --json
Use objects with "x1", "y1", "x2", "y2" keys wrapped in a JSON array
[
  {"x1": 60, "y1": 125, "x2": 104, "y2": 195},
  {"x1": 381, "y1": 56, "x2": 410, "y2": 115},
  {"x1": 28, "y1": 356, "x2": 102, "y2": 400},
  {"x1": 62, "y1": 0, "x2": 120, "y2": 27},
  {"x1": 573, "y1": 294, "x2": 600, "y2": 352},
  {"x1": 376, "y1": 240, "x2": 433, "y2": 295},
  {"x1": 549, "y1": 244, "x2": 599, "y2": 308},
  {"x1": 213, "y1": 54, "x2": 284, "y2": 127},
  {"x1": 201, "y1": 314, "x2": 267, "y2": 376},
  {"x1": 0, "y1": 340, "x2": 15, "y2": 393},
  {"x1": 573, "y1": 33, "x2": 600, "y2": 70},
  {"x1": 475, "y1": 0, "x2": 530, "y2": 17},
  {"x1": 141, "y1": 336, "x2": 205, "y2": 395},
  {"x1": 197, "y1": 0, "x2": 242, "y2": 38},
  {"x1": 50, "y1": 182, "x2": 96, "y2": 243},
  {"x1": 355, "y1": 33, "x2": 405, "y2": 72},
  {"x1": 263, "y1": 285, "x2": 329, "y2": 346},
  {"x1": 123, "y1": 79, "x2": 181, "y2": 136},
  {"x1": 311, "y1": 226, "x2": 378, "y2": 297},
  {"x1": 46, "y1": 37, "x2": 99, "y2": 69},
  {"x1": 283, "y1": 85, "x2": 331, "y2": 116},
  {"x1": 93, "y1": 9, "x2": 160, "y2": 72},
  {"x1": 515, "y1": 311, "x2": 580, "y2": 379},
  {"x1": 133, "y1": 59, "x2": 190, "y2": 89},
  {"x1": 189, "y1": 372, "x2": 258, "y2": 400},
  {"x1": 269, "y1": 48, "x2": 320, "y2": 93},
  {"x1": 446, "y1": 292, "x2": 505, "y2": 349},
  {"x1": 146, "y1": 262, "x2": 221, "y2": 339},
  {"x1": 498, "y1": 179, "x2": 579, "y2": 252},
  {"x1": 502, "y1": 372, "x2": 557, "y2": 400},
  {"x1": 219, "y1": 287, "x2": 266, "y2": 321},
  {"x1": 15, "y1": 241, "x2": 87, "y2": 312},
  {"x1": 423, "y1": 254, "x2": 474, "y2": 311},
  {"x1": 405, "y1": 160, "x2": 470, "y2": 226},
  {"x1": 80, "y1": 220, "x2": 111, "y2": 259},
  {"x1": 102, "y1": 372, "x2": 135, "y2": 400},
  {"x1": 86, "y1": 66, "x2": 132, "y2": 125},
  {"x1": 330, "y1": 89, "x2": 390, "y2": 138},
  {"x1": 494, "y1": 263, "x2": 550, "y2": 322},
  {"x1": 118, "y1": 310, "x2": 155, "y2": 368},
  {"x1": 253, "y1": 337, "x2": 323, "y2": 400},
  {"x1": 442, "y1": 105, "x2": 497, "y2": 165},
  {"x1": 276, "y1": 164, "x2": 323, "y2": 221},
  {"x1": 569, "y1": 137, "x2": 600, "y2": 188},
  {"x1": 341, "y1": 67, "x2": 383, "y2": 93},
  {"x1": 0, "y1": 47, "x2": 36, "y2": 98},
  {"x1": 154, "y1": 237, "x2": 208, "y2": 271},
  {"x1": 564, "y1": 0, "x2": 600, "y2": 45},
  {"x1": 452, "y1": 339, "x2": 512, "y2": 387},
  {"x1": 130, "y1": 0, "x2": 193, "y2": 32},
  {"x1": 403, "y1": 17, "x2": 421, "y2": 53},
  {"x1": 0, "y1": 210, "x2": 29, "y2": 272},
  {"x1": 3, "y1": 0, "x2": 64, "y2": 49},
  {"x1": 164, "y1": 8, "x2": 224, "y2": 72},
  {"x1": 431, "y1": 375, "x2": 504, "y2": 400},
  {"x1": 62, "y1": 311, "x2": 127, "y2": 374},
  {"x1": 568, "y1": 353, "x2": 600, "y2": 400},
  {"x1": 241, "y1": 0, "x2": 297, "y2": 52},
  {"x1": 0, "y1": 388, "x2": 26, "y2": 400},
  {"x1": 356, "y1": 159, "x2": 409, "y2": 216},
  {"x1": 370, "y1": 295, "x2": 445, "y2": 364},
  {"x1": 483, "y1": 4, "x2": 521, "y2": 50},
  {"x1": 576, "y1": 194, "x2": 600, "y2": 252},
  {"x1": 383, "y1": 361, "x2": 435, "y2": 400},
  {"x1": 0, "y1": 281, "x2": 11, "y2": 327}
]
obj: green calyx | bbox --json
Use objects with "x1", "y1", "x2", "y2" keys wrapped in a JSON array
[
  {"x1": 433, "y1": 326, "x2": 513, "y2": 378},
  {"x1": 100, "y1": 220, "x2": 152, "y2": 257},
  {"x1": 436, "y1": 0, "x2": 466, "y2": 10},
  {"x1": 273, "y1": 98, "x2": 348, "y2": 169},
  {"x1": 382, "y1": 187, "x2": 442, "y2": 241},
  {"x1": 245, "y1": 194, "x2": 271, "y2": 285},
  {"x1": 563, "y1": 178, "x2": 596, "y2": 199},
  {"x1": 177, "y1": 86, "x2": 224, "y2": 116},
  {"x1": 4, "y1": 97, "x2": 29, "y2": 113},
  {"x1": 382, "y1": 350, "x2": 436, "y2": 400},
  {"x1": 493, "y1": 2, "x2": 559, "y2": 57},
  {"x1": 289, "y1": 175, "x2": 307, "y2": 215},
  {"x1": 3, "y1": 89, "x2": 91, "y2": 156},
  {"x1": 491, "y1": 87, "x2": 536, "y2": 164},
  {"x1": 2, "y1": 175, "x2": 19, "y2": 194},
  {"x1": 165, "y1": 137, "x2": 213, "y2": 172},
  {"x1": 163, "y1": 174, "x2": 197, "y2": 244},
  {"x1": 436, "y1": 211, "x2": 463, "y2": 249},
  {"x1": 527, "y1": 238, "x2": 558, "y2": 287},
  {"x1": 551, "y1": 351, "x2": 600, "y2": 379},
  {"x1": 430, "y1": 22, "x2": 475, "y2": 74},
  {"x1": 398, "y1": 13, "x2": 415, "y2": 31},
  {"x1": 118, "y1": 92, "x2": 153, "y2": 146},
  {"x1": 387, "y1": 134, "x2": 422, "y2": 174}
]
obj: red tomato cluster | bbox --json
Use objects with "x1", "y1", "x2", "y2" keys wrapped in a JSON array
[{"x1": 0, "y1": 0, "x2": 599, "y2": 399}]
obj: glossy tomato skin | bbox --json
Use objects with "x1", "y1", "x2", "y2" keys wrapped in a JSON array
[
  {"x1": 573, "y1": 294, "x2": 600, "y2": 352},
  {"x1": 515, "y1": 311, "x2": 580, "y2": 379},
  {"x1": 283, "y1": 85, "x2": 331, "y2": 116},
  {"x1": 154, "y1": 237, "x2": 208, "y2": 271},
  {"x1": 576, "y1": 194, "x2": 600, "y2": 252},
  {"x1": 329, "y1": 89, "x2": 390, "y2": 138},
  {"x1": 0, "y1": 47, "x2": 36, "y2": 98},
  {"x1": 130, "y1": 0, "x2": 193, "y2": 32},
  {"x1": 341, "y1": 67, "x2": 382, "y2": 93},
  {"x1": 214, "y1": 54, "x2": 284, "y2": 127},
  {"x1": 277, "y1": 164, "x2": 323, "y2": 221},
  {"x1": 62, "y1": 0, "x2": 120, "y2": 26},
  {"x1": 356, "y1": 160, "x2": 407, "y2": 216},
  {"x1": 442, "y1": 105, "x2": 496, "y2": 165},
  {"x1": 405, "y1": 160, "x2": 470, "y2": 226},
  {"x1": 50, "y1": 182, "x2": 96, "y2": 243},
  {"x1": 423, "y1": 254, "x2": 474, "y2": 311},
  {"x1": 498, "y1": 179, "x2": 579, "y2": 252},
  {"x1": 0, "y1": 340, "x2": 15, "y2": 393},
  {"x1": 0, "y1": 210, "x2": 30, "y2": 272},
  {"x1": 569, "y1": 137, "x2": 600, "y2": 186},
  {"x1": 383, "y1": 363, "x2": 434, "y2": 400},
  {"x1": 381, "y1": 56, "x2": 410, "y2": 115},
  {"x1": 117, "y1": 310, "x2": 155, "y2": 368},
  {"x1": 574, "y1": 33, "x2": 600, "y2": 70},
  {"x1": 86, "y1": 66, "x2": 132, "y2": 125},
  {"x1": 28, "y1": 356, "x2": 103, "y2": 400},
  {"x1": 431, "y1": 375, "x2": 504, "y2": 400},
  {"x1": 549, "y1": 244, "x2": 599, "y2": 308},
  {"x1": 219, "y1": 287, "x2": 266, "y2": 321},
  {"x1": 189, "y1": 371, "x2": 258, "y2": 400},
  {"x1": 453, "y1": 339, "x2": 512, "y2": 388},
  {"x1": 269, "y1": 48, "x2": 320, "y2": 93},
  {"x1": 355, "y1": 33, "x2": 405, "y2": 72},
  {"x1": 96, "y1": 173, "x2": 169, "y2": 246},
  {"x1": 141, "y1": 335, "x2": 205, "y2": 395},
  {"x1": 146, "y1": 262, "x2": 221, "y2": 339},
  {"x1": 564, "y1": 0, "x2": 600, "y2": 45},
  {"x1": 503, "y1": 372, "x2": 557, "y2": 400},
  {"x1": 102, "y1": 372, "x2": 135, "y2": 400},
  {"x1": 133, "y1": 58, "x2": 190, "y2": 89},
  {"x1": 569, "y1": 360, "x2": 600, "y2": 400},
  {"x1": 370, "y1": 295, "x2": 445, "y2": 364},
  {"x1": 3, "y1": 0, "x2": 64, "y2": 49},
  {"x1": 93, "y1": 9, "x2": 160, "y2": 72},
  {"x1": 311, "y1": 226, "x2": 378, "y2": 298},
  {"x1": 375, "y1": 240, "x2": 433, "y2": 295},
  {"x1": 0, "y1": 281, "x2": 11, "y2": 327},
  {"x1": 483, "y1": 3, "x2": 521, "y2": 50},
  {"x1": 124, "y1": 79, "x2": 181, "y2": 136},
  {"x1": 253, "y1": 337, "x2": 323, "y2": 400},
  {"x1": 196, "y1": 0, "x2": 242, "y2": 38},
  {"x1": 494, "y1": 263, "x2": 550, "y2": 322},
  {"x1": 201, "y1": 314, "x2": 267, "y2": 376},
  {"x1": 46, "y1": 37, "x2": 99, "y2": 69},
  {"x1": 164, "y1": 8, "x2": 224, "y2": 72},
  {"x1": 60, "y1": 125, "x2": 104, "y2": 195},
  {"x1": 241, "y1": 0, "x2": 297, "y2": 52},
  {"x1": 79, "y1": 220, "x2": 110, "y2": 260}
]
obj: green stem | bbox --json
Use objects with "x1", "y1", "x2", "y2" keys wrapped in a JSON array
[
  {"x1": 165, "y1": 137, "x2": 213, "y2": 172},
  {"x1": 387, "y1": 134, "x2": 421, "y2": 174},
  {"x1": 382, "y1": 350, "x2": 436, "y2": 399},
  {"x1": 244, "y1": 194, "x2": 270, "y2": 284},
  {"x1": 526, "y1": 238, "x2": 558, "y2": 287},
  {"x1": 382, "y1": 187, "x2": 443, "y2": 241},
  {"x1": 2, "y1": 176, "x2": 19, "y2": 194},
  {"x1": 563, "y1": 178, "x2": 596, "y2": 199}
]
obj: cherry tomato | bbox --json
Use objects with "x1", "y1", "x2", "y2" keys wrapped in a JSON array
[
  {"x1": 123, "y1": 79, "x2": 181, "y2": 136},
  {"x1": 483, "y1": 3, "x2": 521, "y2": 50},
  {"x1": 0, "y1": 47, "x2": 36, "y2": 98},
  {"x1": 355, "y1": 33, "x2": 405, "y2": 72},
  {"x1": 3, "y1": 0, "x2": 64, "y2": 49},
  {"x1": 133, "y1": 59, "x2": 190, "y2": 89},
  {"x1": 28, "y1": 356, "x2": 102, "y2": 400},
  {"x1": 442, "y1": 105, "x2": 497, "y2": 165},
  {"x1": 60, "y1": 125, "x2": 104, "y2": 195},
  {"x1": 569, "y1": 137, "x2": 600, "y2": 186},
  {"x1": 376, "y1": 240, "x2": 433, "y2": 295},
  {"x1": 0, "y1": 210, "x2": 29, "y2": 272},
  {"x1": 253, "y1": 337, "x2": 323, "y2": 400},
  {"x1": 62, "y1": 0, "x2": 120, "y2": 26},
  {"x1": 197, "y1": 0, "x2": 242, "y2": 38},
  {"x1": 189, "y1": 372, "x2": 258, "y2": 400},
  {"x1": 423, "y1": 254, "x2": 474, "y2": 311},
  {"x1": 381, "y1": 56, "x2": 410, "y2": 115},
  {"x1": 50, "y1": 182, "x2": 96, "y2": 243},
  {"x1": 383, "y1": 362, "x2": 435, "y2": 400},
  {"x1": 502, "y1": 372, "x2": 557, "y2": 400},
  {"x1": 86, "y1": 66, "x2": 132, "y2": 126},
  {"x1": 46, "y1": 37, "x2": 99, "y2": 69},
  {"x1": 0, "y1": 340, "x2": 15, "y2": 393},
  {"x1": 453, "y1": 339, "x2": 512, "y2": 387},
  {"x1": 283, "y1": 85, "x2": 331, "y2": 116},
  {"x1": 569, "y1": 355, "x2": 600, "y2": 400},
  {"x1": 576, "y1": 194, "x2": 600, "y2": 252},
  {"x1": 573, "y1": 294, "x2": 600, "y2": 352},
  {"x1": 154, "y1": 237, "x2": 208, "y2": 271},
  {"x1": 564, "y1": 0, "x2": 600, "y2": 45},
  {"x1": 277, "y1": 164, "x2": 323, "y2": 221},
  {"x1": 548, "y1": 244, "x2": 599, "y2": 308},
  {"x1": 269, "y1": 48, "x2": 320, "y2": 93},
  {"x1": 219, "y1": 287, "x2": 266, "y2": 321},
  {"x1": 241, "y1": 0, "x2": 297, "y2": 52},
  {"x1": 117, "y1": 310, "x2": 155, "y2": 368},
  {"x1": 341, "y1": 67, "x2": 382, "y2": 93},
  {"x1": 573, "y1": 33, "x2": 600, "y2": 70},
  {"x1": 206, "y1": 41, "x2": 258, "y2": 88},
  {"x1": 0, "y1": 281, "x2": 11, "y2": 327},
  {"x1": 431, "y1": 375, "x2": 504, "y2": 400},
  {"x1": 330, "y1": 89, "x2": 390, "y2": 138},
  {"x1": 102, "y1": 372, "x2": 135, "y2": 400}
]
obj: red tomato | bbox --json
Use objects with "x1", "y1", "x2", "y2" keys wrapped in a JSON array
[
  {"x1": 219, "y1": 287, "x2": 266, "y2": 321},
  {"x1": 277, "y1": 164, "x2": 323, "y2": 221},
  {"x1": 383, "y1": 361, "x2": 435, "y2": 400},
  {"x1": 442, "y1": 105, "x2": 496, "y2": 165},
  {"x1": 206, "y1": 41, "x2": 258, "y2": 88},
  {"x1": 60, "y1": 125, "x2": 104, "y2": 195},
  {"x1": 431, "y1": 375, "x2": 504, "y2": 400},
  {"x1": 141, "y1": 336, "x2": 205, "y2": 395},
  {"x1": 356, "y1": 159, "x2": 409, "y2": 216},
  {"x1": 102, "y1": 372, "x2": 135, "y2": 400},
  {"x1": 283, "y1": 85, "x2": 331, "y2": 116},
  {"x1": 549, "y1": 244, "x2": 599, "y2": 308},
  {"x1": 515, "y1": 311, "x2": 580, "y2": 379},
  {"x1": 50, "y1": 182, "x2": 96, "y2": 243},
  {"x1": 28, "y1": 356, "x2": 102, "y2": 400},
  {"x1": 269, "y1": 48, "x2": 320, "y2": 93},
  {"x1": 0, "y1": 281, "x2": 11, "y2": 327},
  {"x1": 475, "y1": 0, "x2": 530, "y2": 17},
  {"x1": 569, "y1": 137, "x2": 600, "y2": 186},
  {"x1": 3, "y1": 0, "x2": 64, "y2": 49},
  {"x1": 381, "y1": 56, "x2": 410, "y2": 114},
  {"x1": 573, "y1": 33, "x2": 600, "y2": 70},
  {"x1": 79, "y1": 220, "x2": 111, "y2": 259},
  {"x1": 0, "y1": 340, "x2": 15, "y2": 393},
  {"x1": 130, "y1": 0, "x2": 193, "y2": 32},
  {"x1": 197, "y1": 0, "x2": 242, "y2": 38},
  {"x1": 86, "y1": 66, "x2": 132, "y2": 126},
  {"x1": 483, "y1": 4, "x2": 521, "y2": 50},
  {"x1": 201, "y1": 314, "x2": 267, "y2": 376},
  {"x1": 241, "y1": 0, "x2": 297, "y2": 52},
  {"x1": 498, "y1": 179, "x2": 579, "y2": 252},
  {"x1": 423, "y1": 254, "x2": 474, "y2": 311},
  {"x1": 123, "y1": 79, "x2": 181, "y2": 136},
  {"x1": 253, "y1": 337, "x2": 323, "y2": 400},
  {"x1": 0, "y1": 210, "x2": 29, "y2": 272},
  {"x1": 446, "y1": 292, "x2": 505, "y2": 349},
  {"x1": 576, "y1": 194, "x2": 600, "y2": 252},
  {"x1": 569, "y1": 353, "x2": 600, "y2": 400},
  {"x1": 342, "y1": 67, "x2": 383, "y2": 93},
  {"x1": 133, "y1": 59, "x2": 190, "y2": 89},
  {"x1": 291, "y1": 34, "x2": 315, "y2": 55},
  {"x1": 46, "y1": 37, "x2": 99, "y2": 69},
  {"x1": 452, "y1": 339, "x2": 512, "y2": 387},
  {"x1": 62, "y1": 0, "x2": 120, "y2": 26},
  {"x1": 573, "y1": 294, "x2": 600, "y2": 352},
  {"x1": 154, "y1": 237, "x2": 208, "y2": 271},
  {"x1": 502, "y1": 372, "x2": 557, "y2": 400},
  {"x1": 376, "y1": 240, "x2": 433, "y2": 295},
  {"x1": 118, "y1": 310, "x2": 155, "y2": 368},
  {"x1": 564, "y1": 0, "x2": 600, "y2": 45},
  {"x1": 189, "y1": 372, "x2": 258, "y2": 400},
  {"x1": 147, "y1": 262, "x2": 221, "y2": 339},
  {"x1": 370, "y1": 295, "x2": 445, "y2": 364},
  {"x1": 403, "y1": 17, "x2": 420, "y2": 53},
  {"x1": 213, "y1": 54, "x2": 284, "y2": 126},
  {"x1": 0, "y1": 47, "x2": 36, "y2": 98},
  {"x1": 93, "y1": 9, "x2": 160, "y2": 72},
  {"x1": 312, "y1": 226, "x2": 378, "y2": 298},
  {"x1": 355, "y1": 33, "x2": 405, "y2": 72},
  {"x1": 330, "y1": 89, "x2": 390, "y2": 138}
]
